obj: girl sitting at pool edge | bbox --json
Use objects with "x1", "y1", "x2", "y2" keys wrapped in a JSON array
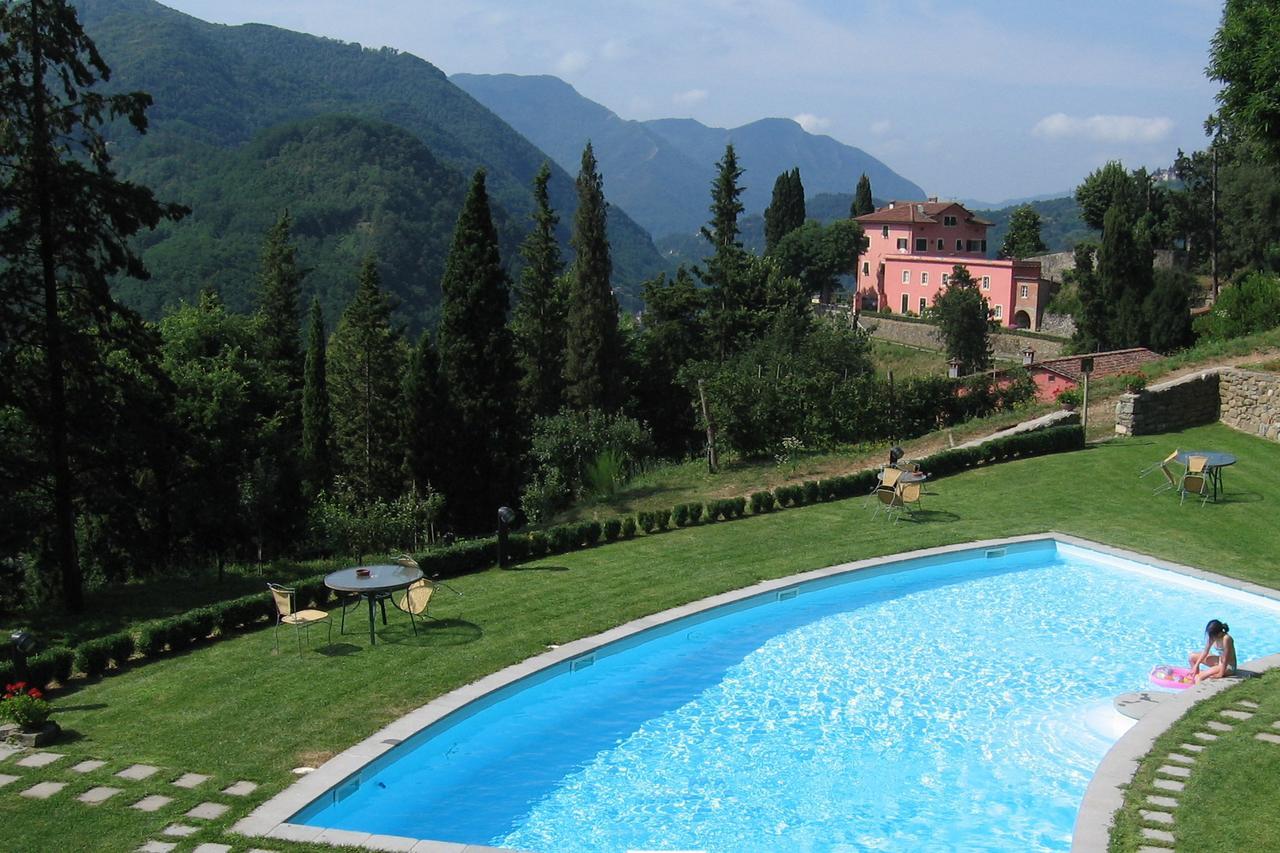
[{"x1": 1189, "y1": 619, "x2": 1237, "y2": 682}]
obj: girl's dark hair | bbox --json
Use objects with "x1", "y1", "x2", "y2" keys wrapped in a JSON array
[{"x1": 1205, "y1": 619, "x2": 1230, "y2": 638}]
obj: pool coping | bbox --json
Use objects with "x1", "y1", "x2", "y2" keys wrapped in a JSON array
[{"x1": 232, "y1": 532, "x2": 1280, "y2": 852}]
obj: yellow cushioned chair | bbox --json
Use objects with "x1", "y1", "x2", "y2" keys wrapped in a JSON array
[{"x1": 268, "y1": 583, "x2": 332, "y2": 655}]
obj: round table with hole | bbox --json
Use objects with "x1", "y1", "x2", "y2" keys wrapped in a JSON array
[{"x1": 324, "y1": 564, "x2": 422, "y2": 646}]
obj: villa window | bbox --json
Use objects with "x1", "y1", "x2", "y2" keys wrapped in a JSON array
[
  {"x1": 863, "y1": 261, "x2": 869, "y2": 276},
  {"x1": 982, "y1": 276, "x2": 990, "y2": 290},
  {"x1": 902, "y1": 269, "x2": 911, "y2": 283},
  {"x1": 901, "y1": 294, "x2": 909, "y2": 313},
  {"x1": 936, "y1": 238, "x2": 944, "y2": 250},
  {"x1": 921, "y1": 272, "x2": 929, "y2": 286},
  {"x1": 943, "y1": 215, "x2": 957, "y2": 226},
  {"x1": 967, "y1": 240, "x2": 982, "y2": 252},
  {"x1": 982, "y1": 240, "x2": 988, "y2": 252},
  {"x1": 941, "y1": 273, "x2": 950, "y2": 286},
  {"x1": 897, "y1": 238, "x2": 909, "y2": 251},
  {"x1": 956, "y1": 239, "x2": 963, "y2": 251},
  {"x1": 915, "y1": 237, "x2": 927, "y2": 252},
  {"x1": 882, "y1": 226, "x2": 890, "y2": 238},
  {"x1": 1019, "y1": 284, "x2": 1029, "y2": 298},
  {"x1": 919, "y1": 297, "x2": 928, "y2": 314},
  {"x1": 993, "y1": 304, "x2": 1003, "y2": 320}
]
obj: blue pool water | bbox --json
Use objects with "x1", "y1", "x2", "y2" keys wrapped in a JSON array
[{"x1": 297, "y1": 541, "x2": 1280, "y2": 851}]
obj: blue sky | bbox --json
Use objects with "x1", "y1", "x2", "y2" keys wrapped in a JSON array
[{"x1": 161, "y1": 0, "x2": 1224, "y2": 204}]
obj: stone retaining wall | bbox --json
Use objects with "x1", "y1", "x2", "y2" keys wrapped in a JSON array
[
  {"x1": 864, "y1": 315, "x2": 1068, "y2": 360},
  {"x1": 1219, "y1": 369, "x2": 1280, "y2": 441}
]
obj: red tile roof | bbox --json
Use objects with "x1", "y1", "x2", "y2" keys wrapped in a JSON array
[
  {"x1": 1029, "y1": 347, "x2": 1161, "y2": 381},
  {"x1": 855, "y1": 200, "x2": 994, "y2": 227}
]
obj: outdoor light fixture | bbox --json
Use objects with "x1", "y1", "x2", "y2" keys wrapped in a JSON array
[
  {"x1": 10, "y1": 630, "x2": 35, "y2": 682},
  {"x1": 497, "y1": 506, "x2": 516, "y2": 568},
  {"x1": 889, "y1": 446, "x2": 904, "y2": 466}
]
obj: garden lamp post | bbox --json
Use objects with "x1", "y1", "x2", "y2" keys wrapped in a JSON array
[
  {"x1": 1079, "y1": 356, "x2": 1094, "y2": 435},
  {"x1": 10, "y1": 630, "x2": 35, "y2": 682},
  {"x1": 497, "y1": 506, "x2": 516, "y2": 568}
]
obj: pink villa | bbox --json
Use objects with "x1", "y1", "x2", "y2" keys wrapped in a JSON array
[{"x1": 854, "y1": 200, "x2": 1049, "y2": 330}]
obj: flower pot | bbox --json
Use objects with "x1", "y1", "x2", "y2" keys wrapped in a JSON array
[{"x1": 7, "y1": 721, "x2": 60, "y2": 748}]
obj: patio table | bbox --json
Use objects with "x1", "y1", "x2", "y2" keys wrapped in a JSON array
[
  {"x1": 325, "y1": 563, "x2": 422, "y2": 646},
  {"x1": 878, "y1": 469, "x2": 928, "y2": 487},
  {"x1": 1174, "y1": 450, "x2": 1237, "y2": 502}
]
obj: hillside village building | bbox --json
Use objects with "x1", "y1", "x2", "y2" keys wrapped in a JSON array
[{"x1": 854, "y1": 200, "x2": 1049, "y2": 330}]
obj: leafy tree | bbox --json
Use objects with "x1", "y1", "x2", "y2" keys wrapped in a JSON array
[
  {"x1": 1076, "y1": 161, "x2": 1137, "y2": 230},
  {"x1": 930, "y1": 266, "x2": 993, "y2": 372},
  {"x1": 634, "y1": 268, "x2": 705, "y2": 456},
  {"x1": 1209, "y1": 0, "x2": 1280, "y2": 160},
  {"x1": 519, "y1": 409, "x2": 653, "y2": 521},
  {"x1": 999, "y1": 204, "x2": 1047, "y2": 259},
  {"x1": 402, "y1": 331, "x2": 449, "y2": 494},
  {"x1": 1068, "y1": 244, "x2": 1108, "y2": 353},
  {"x1": 328, "y1": 257, "x2": 407, "y2": 504},
  {"x1": 772, "y1": 219, "x2": 867, "y2": 302},
  {"x1": 563, "y1": 143, "x2": 624, "y2": 411},
  {"x1": 0, "y1": 0, "x2": 185, "y2": 610},
  {"x1": 300, "y1": 298, "x2": 332, "y2": 498},
  {"x1": 512, "y1": 162, "x2": 567, "y2": 417},
  {"x1": 764, "y1": 167, "x2": 805, "y2": 252},
  {"x1": 436, "y1": 169, "x2": 522, "y2": 530},
  {"x1": 1144, "y1": 268, "x2": 1195, "y2": 353},
  {"x1": 1194, "y1": 270, "x2": 1280, "y2": 340},
  {"x1": 1098, "y1": 202, "x2": 1153, "y2": 348},
  {"x1": 852, "y1": 173, "x2": 874, "y2": 217}
]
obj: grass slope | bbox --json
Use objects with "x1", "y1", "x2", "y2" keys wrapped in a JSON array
[{"x1": 2, "y1": 423, "x2": 1278, "y2": 850}]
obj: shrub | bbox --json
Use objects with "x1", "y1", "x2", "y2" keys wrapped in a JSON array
[
  {"x1": 418, "y1": 538, "x2": 497, "y2": 579},
  {"x1": 0, "y1": 659, "x2": 15, "y2": 686},
  {"x1": 137, "y1": 622, "x2": 168, "y2": 658},
  {"x1": 637, "y1": 510, "x2": 655, "y2": 534},
  {"x1": 1056, "y1": 387, "x2": 1082, "y2": 408},
  {"x1": 522, "y1": 410, "x2": 655, "y2": 520},
  {"x1": 802, "y1": 481, "x2": 820, "y2": 505},
  {"x1": 547, "y1": 524, "x2": 578, "y2": 553},
  {"x1": 654, "y1": 508, "x2": 671, "y2": 531},
  {"x1": 1118, "y1": 371, "x2": 1148, "y2": 392},
  {"x1": 0, "y1": 683, "x2": 51, "y2": 731},
  {"x1": 26, "y1": 647, "x2": 74, "y2": 688},
  {"x1": 751, "y1": 491, "x2": 775, "y2": 513},
  {"x1": 74, "y1": 638, "x2": 113, "y2": 679},
  {"x1": 732, "y1": 496, "x2": 747, "y2": 518},
  {"x1": 581, "y1": 520, "x2": 602, "y2": 546},
  {"x1": 621, "y1": 517, "x2": 637, "y2": 539},
  {"x1": 604, "y1": 518, "x2": 622, "y2": 541},
  {"x1": 687, "y1": 503, "x2": 704, "y2": 524},
  {"x1": 527, "y1": 531, "x2": 549, "y2": 558},
  {"x1": 105, "y1": 631, "x2": 135, "y2": 668},
  {"x1": 673, "y1": 504, "x2": 689, "y2": 527}
]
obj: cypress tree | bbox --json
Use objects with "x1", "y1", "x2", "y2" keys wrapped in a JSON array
[
  {"x1": 702, "y1": 143, "x2": 746, "y2": 251},
  {"x1": 700, "y1": 143, "x2": 753, "y2": 360},
  {"x1": 788, "y1": 168, "x2": 807, "y2": 228},
  {"x1": 563, "y1": 143, "x2": 623, "y2": 411},
  {"x1": 512, "y1": 162, "x2": 567, "y2": 417},
  {"x1": 1098, "y1": 202, "x2": 1153, "y2": 348},
  {"x1": 328, "y1": 257, "x2": 407, "y2": 503},
  {"x1": 764, "y1": 167, "x2": 807, "y2": 252},
  {"x1": 300, "y1": 298, "x2": 331, "y2": 498},
  {"x1": 436, "y1": 169, "x2": 522, "y2": 530},
  {"x1": 256, "y1": 211, "x2": 305, "y2": 409},
  {"x1": 852, "y1": 173, "x2": 874, "y2": 217},
  {"x1": 402, "y1": 331, "x2": 448, "y2": 493}
]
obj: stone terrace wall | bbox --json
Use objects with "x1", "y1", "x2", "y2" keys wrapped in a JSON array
[
  {"x1": 1114, "y1": 371, "x2": 1220, "y2": 436},
  {"x1": 865, "y1": 315, "x2": 1068, "y2": 360},
  {"x1": 1220, "y1": 369, "x2": 1280, "y2": 442}
]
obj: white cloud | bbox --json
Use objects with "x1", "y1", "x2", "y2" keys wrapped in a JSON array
[
  {"x1": 870, "y1": 119, "x2": 892, "y2": 136},
  {"x1": 672, "y1": 88, "x2": 709, "y2": 106},
  {"x1": 1031, "y1": 113, "x2": 1173, "y2": 143},
  {"x1": 793, "y1": 113, "x2": 831, "y2": 133},
  {"x1": 554, "y1": 49, "x2": 590, "y2": 75},
  {"x1": 600, "y1": 38, "x2": 631, "y2": 61}
]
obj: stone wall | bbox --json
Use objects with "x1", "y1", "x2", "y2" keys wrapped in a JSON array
[
  {"x1": 1027, "y1": 251, "x2": 1075, "y2": 284},
  {"x1": 1114, "y1": 371, "x2": 1221, "y2": 436},
  {"x1": 1219, "y1": 369, "x2": 1280, "y2": 442},
  {"x1": 1038, "y1": 312, "x2": 1077, "y2": 338},
  {"x1": 864, "y1": 315, "x2": 1068, "y2": 360}
]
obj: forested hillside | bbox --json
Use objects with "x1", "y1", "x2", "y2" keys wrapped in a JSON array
[
  {"x1": 978, "y1": 196, "x2": 1095, "y2": 256},
  {"x1": 74, "y1": 0, "x2": 664, "y2": 326}
]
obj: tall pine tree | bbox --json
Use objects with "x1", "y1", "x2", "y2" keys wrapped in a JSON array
[
  {"x1": 402, "y1": 331, "x2": 448, "y2": 493},
  {"x1": 700, "y1": 144, "x2": 753, "y2": 360},
  {"x1": 1098, "y1": 202, "x2": 1154, "y2": 348},
  {"x1": 328, "y1": 257, "x2": 407, "y2": 503},
  {"x1": 764, "y1": 168, "x2": 806, "y2": 252},
  {"x1": 563, "y1": 143, "x2": 624, "y2": 411},
  {"x1": 436, "y1": 170, "x2": 523, "y2": 530},
  {"x1": 512, "y1": 162, "x2": 567, "y2": 417},
  {"x1": 300, "y1": 298, "x2": 331, "y2": 498},
  {"x1": 852, "y1": 173, "x2": 874, "y2": 217}
]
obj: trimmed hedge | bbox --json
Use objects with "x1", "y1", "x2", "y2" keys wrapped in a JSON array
[
  {"x1": 750, "y1": 491, "x2": 776, "y2": 513},
  {"x1": 26, "y1": 647, "x2": 73, "y2": 688}
]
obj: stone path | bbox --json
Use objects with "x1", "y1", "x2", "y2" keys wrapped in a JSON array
[
  {"x1": 0, "y1": 745, "x2": 273, "y2": 853},
  {"x1": 1128, "y1": 697, "x2": 1277, "y2": 850}
]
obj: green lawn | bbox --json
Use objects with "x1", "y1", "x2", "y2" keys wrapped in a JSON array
[{"x1": 3, "y1": 422, "x2": 1279, "y2": 851}]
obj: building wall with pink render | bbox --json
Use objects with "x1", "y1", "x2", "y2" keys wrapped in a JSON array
[{"x1": 879, "y1": 256, "x2": 1041, "y2": 328}]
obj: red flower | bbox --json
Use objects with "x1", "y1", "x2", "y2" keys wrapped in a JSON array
[{"x1": 27, "y1": 689, "x2": 42, "y2": 700}]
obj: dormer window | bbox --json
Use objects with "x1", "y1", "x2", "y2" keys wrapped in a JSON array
[{"x1": 943, "y1": 215, "x2": 958, "y2": 227}]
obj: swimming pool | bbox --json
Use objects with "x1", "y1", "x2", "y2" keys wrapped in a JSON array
[{"x1": 288, "y1": 538, "x2": 1280, "y2": 851}]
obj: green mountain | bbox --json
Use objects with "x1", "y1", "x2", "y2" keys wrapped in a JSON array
[
  {"x1": 451, "y1": 73, "x2": 924, "y2": 239},
  {"x1": 75, "y1": 0, "x2": 664, "y2": 325},
  {"x1": 977, "y1": 197, "x2": 1095, "y2": 257}
]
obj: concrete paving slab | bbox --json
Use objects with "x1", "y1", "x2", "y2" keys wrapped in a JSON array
[
  {"x1": 1153, "y1": 778, "x2": 1185, "y2": 792},
  {"x1": 0, "y1": 774, "x2": 19, "y2": 788},
  {"x1": 1220, "y1": 708, "x2": 1253, "y2": 720},
  {"x1": 265, "y1": 823, "x2": 324, "y2": 843},
  {"x1": 191, "y1": 845, "x2": 232, "y2": 853},
  {"x1": 1140, "y1": 809, "x2": 1174, "y2": 825},
  {"x1": 78, "y1": 786, "x2": 122, "y2": 805},
  {"x1": 162, "y1": 824, "x2": 199, "y2": 837},
  {"x1": 117, "y1": 763, "x2": 160, "y2": 781},
  {"x1": 1237, "y1": 699, "x2": 1260, "y2": 709},
  {"x1": 314, "y1": 828, "x2": 372, "y2": 847},
  {"x1": 408, "y1": 841, "x2": 468, "y2": 853},
  {"x1": 1180, "y1": 742, "x2": 1206, "y2": 752},
  {"x1": 1141, "y1": 827, "x2": 1176, "y2": 844},
  {"x1": 186, "y1": 801, "x2": 230, "y2": 820},
  {"x1": 131, "y1": 794, "x2": 173, "y2": 812},
  {"x1": 1157, "y1": 764, "x2": 1191, "y2": 779},
  {"x1": 1146, "y1": 795, "x2": 1178, "y2": 808},
  {"x1": 172, "y1": 772, "x2": 210, "y2": 789},
  {"x1": 20, "y1": 781, "x2": 66, "y2": 799},
  {"x1": 1206, "y1": 719, "x2": 1233, "y2": 732},
  {"x1": 1255, "y1": 731, "x2": 1280, "y2": 744},
  {"x1": 222, "y1": 780, "x2": 258, "y2": 796},
  {"x1": 16, "y1": 752, "x2": 63, "y2": 768},
  {"x1": 364, "y1": 834, "x2": 421, "y2": 851},
  {"x1": 247, "y1": 849, "x2": 281, "y2": 853},
  {"x1": 1137, "y1": 847, "x2": 1173, "y2": 853},
  {"x1": 137, "y1": 843, "x2": 177, "y2": 853},
  {"x1": 0, "y1": 745, "x2": 20, "y2": 762},
  {"x1": 1166, "y1": 752, "x2": 1195, "y2": 764},
  {"x1": 1193, "y1": 731, "x2": 1219, "y2": 742},
  {"x1": 70, "y1": 759, "x2": 106, "y2": 773}
]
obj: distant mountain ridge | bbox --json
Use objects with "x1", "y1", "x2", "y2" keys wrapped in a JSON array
[
  {"x1": 452, "y1": 73, "x2": 925, "y2": 239},
  {"x1": 73, "y1": 0, "x2": 665, "y2": 327}
]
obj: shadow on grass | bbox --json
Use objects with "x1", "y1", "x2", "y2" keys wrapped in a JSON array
[
  {"x1": 504, "y1": 564, "x2": 570, "y2": 572},
  {"x1": 905, "y1": 509, "x2": 962, "y2": 524},
  {"x1": 53, "y1": 702, "x2": 107, "y2": 713},
  {"x1": 315, "y1": 643, "x2": 362, "y2": 657},
  {"x1": 376, "y1": 618, "x2": 483, "y2": 648}
]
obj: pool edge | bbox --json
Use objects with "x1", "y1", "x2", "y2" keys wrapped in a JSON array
[{"x1": 232, "y1": 532, "x2": 1276, "y2": 852}]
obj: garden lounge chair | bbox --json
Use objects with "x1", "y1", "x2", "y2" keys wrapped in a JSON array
[
  {"x1": 268, "y1": 583, "x2": 332, "y2": 654},
  {"x1": 1180, "y1": 473, "x2": 1210, "y2": 507},
  {"x1": 391, "y1": 578, "x2": 437, "y2": 636}
]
